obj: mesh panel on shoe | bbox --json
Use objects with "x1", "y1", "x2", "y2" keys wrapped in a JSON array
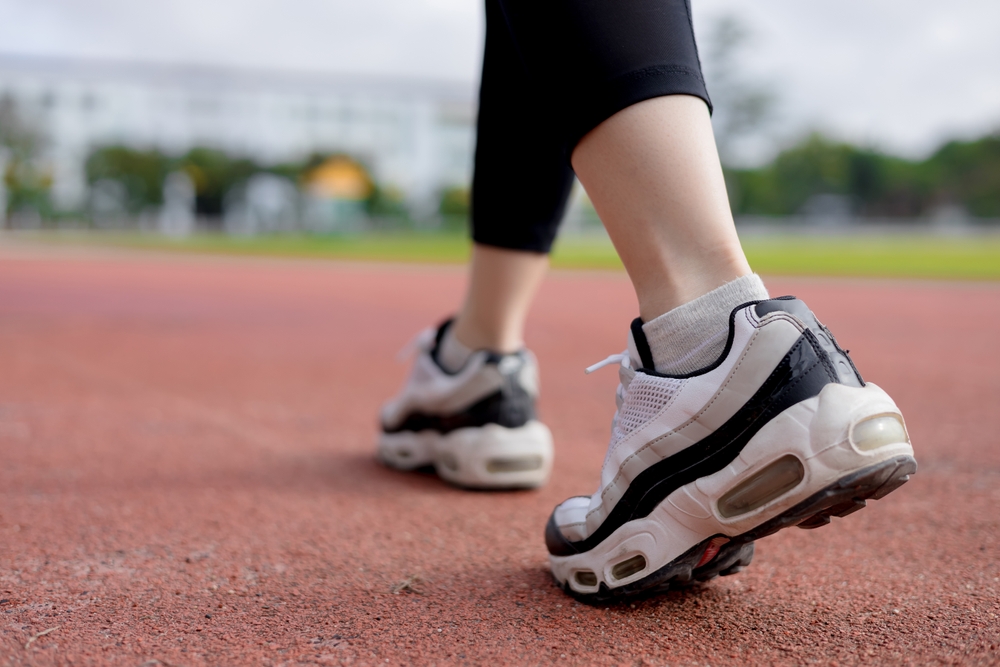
[{"x1": 612, "y1": 373, "x2": 684, "y2": 442}]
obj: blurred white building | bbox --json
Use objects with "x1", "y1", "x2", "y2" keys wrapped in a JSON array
[{"x1": 0, "y1": 54, "x2": 476, "y2": 214}]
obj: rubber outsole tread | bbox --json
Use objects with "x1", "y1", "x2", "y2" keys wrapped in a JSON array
[{"x1": 558, "y1": 454, "x2": 916, "y2": 604}]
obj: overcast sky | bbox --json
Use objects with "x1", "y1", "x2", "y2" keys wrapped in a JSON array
[{"x1": 1, "y1": 0, "x2": 997, "y2": 162}]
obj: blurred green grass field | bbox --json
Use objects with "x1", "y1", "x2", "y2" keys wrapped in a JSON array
[{"x1": 10, "y1": 230, "x2": 1000, "y2": 280}]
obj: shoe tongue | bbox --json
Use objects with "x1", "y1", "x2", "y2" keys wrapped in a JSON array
[{"x1": 628, "y1": 317, "x2": 657, "y2": 370}]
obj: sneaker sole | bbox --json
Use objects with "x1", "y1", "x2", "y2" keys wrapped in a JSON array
[
  {"x1": 557, "y1": 453, "x2": 915, "y2": 603},
  {"x1": 378, "y1": 420, "x2": 554, "y2": 489}
]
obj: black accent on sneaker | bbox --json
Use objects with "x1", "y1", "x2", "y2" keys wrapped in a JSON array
[
  {"x1": 629, "y1": 317, "x2": 656, "y2": 370},
  {"x1": 558, "y1": 455, "x2": 915, "y2": 604},
  {"x1": 545, "y1": 331, "x2": 839, "y2": 557},
  {"x1": 755, "y1": 297, "x2": 864, "y2": 387},
  {"x1": 557, "y1": 537, "x2": 756, "y2": 605},
  {"x1": 429, "y1": 317, "x2": 457, "y2": 374},
  {"x1": 635, "y1": 296, "x2": 860, "y2": 384},
  {"x1": 635, "y1": 300, "x2": 761, "y2": 379},
  {"x1": 382, "y1": 354, "x2": 536, "y2": 435}
]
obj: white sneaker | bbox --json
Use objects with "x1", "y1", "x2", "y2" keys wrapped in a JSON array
[
  {"x1": 378, "y1": 320, "x2": 554, "y2": 489},
  {"x1": 546, "y1": 297, "x2": 916, "y2": 602}
]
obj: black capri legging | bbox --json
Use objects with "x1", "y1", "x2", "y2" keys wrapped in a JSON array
[{"x1": 471, "y1": 0, "x2": 711, "y2": 253}]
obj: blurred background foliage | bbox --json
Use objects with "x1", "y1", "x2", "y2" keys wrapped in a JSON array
[
  {"x1": 1, "y1": 94, "x2": 54, "y2": 220},
  {"x1": 72, "y1": 131, "x2": 1000, "y2": 228},
  {"x1": 180, "y1": 147, "x2": 257, "y2": 219},
  {"x1": 79, "y1": 143, "x2": 463, "y2": 227},
  {"x1": 84, "y1": 146, "x2": 170, "y2": 213},
  {"x1": 726, "y1": 132, "x2": 1000, "y2": 218}
]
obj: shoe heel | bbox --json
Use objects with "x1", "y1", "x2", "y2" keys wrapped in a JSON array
[
  {"x1": 433, "y1": 421, "x2": 554, "y2": 489},
  {"x1": 743, "y1": 454, "x2": 917, "y2": 538},
  {"x1": 378, "y1": 431, "x2": 436, "y2": 470}
]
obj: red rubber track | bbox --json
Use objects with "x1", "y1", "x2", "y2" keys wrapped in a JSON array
[{"x1": 1, "y1": 248, "x2": 998, "y2": 666}]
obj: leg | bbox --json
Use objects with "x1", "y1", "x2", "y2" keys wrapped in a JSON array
[
  {"x1": 492, "y1": 0, "x2": 763, "y2": 372},
  {"x1": 376, "y1": 0, "x2": 571, "y2": 488},
  {"x1": 572, "y1": 95, "x2": 752, "y2": 322},
  {"x1": 449, "y1": 0, "x2": 577, "y2": 355},
  {"x1": 450, "y1": 244, "x2": 549, "y2": 353}
]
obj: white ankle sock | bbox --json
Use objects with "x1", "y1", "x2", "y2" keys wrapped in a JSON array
[
  {"x1": 642, "y1": 274, "x2": 769, "y2": 375},
  {"x1": 437, "y1": 324, "x2": 474, "y2": 372}
]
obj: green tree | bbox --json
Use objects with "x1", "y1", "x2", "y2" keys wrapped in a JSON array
[
  {"x1": 926, "y1": 134, "x2": 1000, "y2": 216},
  {"x1": 729, "y1": 134, "x2": 857, "y2": 214},
  {"x1": 438, "y1": 186, "x2": 469, "y2": 218},
  {"x1": 726, "y1": 131, "x2": 1000, "y2": 219},
  {"x1": 0, "y1": 94, "x2": 52, "y2": 220},
  {"x1": 438, "y1": 186, "x2": 470, "y2": 232},
  {"x1": 367, "y1": 184, "x2": 408, "y2": 221},
  {"x1": 85, "y1": 146, "x2": 171, "y2": 213},
  {"x1": 178, "y1": 147, "x2": 258, "y2": 219}
]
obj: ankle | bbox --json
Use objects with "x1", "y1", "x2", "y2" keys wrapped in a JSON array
[
  {"x1": 437, "y1": 322, "x2": 475, "y2": 372},
  {"x1": 450, "y1": 313, "x2": 524, "y2": 354},
  {"x1": 641, "y1": 274, "x2": 769, "y2": 375},
  {"x1": 634, "y1": 250, "x2": 753, "y2": 322}
]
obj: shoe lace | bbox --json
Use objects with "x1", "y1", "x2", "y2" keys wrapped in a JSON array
[
  {"x1": 584, "y1": 350, "x2": 640, "y2": 476},
  {"x1": 584, "y1": 352, "x2": 628, "y2": 374},
  {"x1": 395, "y1": 327, "x2": 436, "y2": 363},
  {"x1": 585, "y1": 350, "x2": 636, "y2": 411}
]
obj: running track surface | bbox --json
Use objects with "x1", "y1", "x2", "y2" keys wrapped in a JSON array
[{"x1": 1, "y1": 247, "x2": 998, "y2": 666}]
